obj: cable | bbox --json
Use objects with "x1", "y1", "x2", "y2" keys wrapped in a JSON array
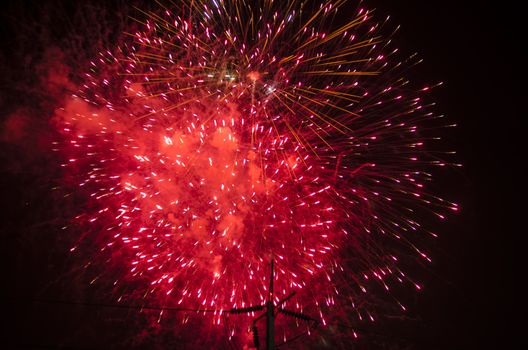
[
  {"x1": 276, "y1": 319, "x2": 319, "y2": 348},
  {"x1": 15, "y1": 297, "x2": 223, "y2": 313}
]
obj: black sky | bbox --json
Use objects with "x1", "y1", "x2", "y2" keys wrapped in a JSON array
[{"x1": 0, "y1": 0, "x2": 523, "y2": 349}]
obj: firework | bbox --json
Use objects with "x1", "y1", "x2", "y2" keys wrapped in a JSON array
[{"x1": 54, "y1": 0, "x2": 457, "y2": 346}]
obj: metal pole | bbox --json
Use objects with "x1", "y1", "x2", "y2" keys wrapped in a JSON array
[
  {"x1": 266, "y1": 259, "x2": 275, "y2": 350},
  {"x1": 266, "y1": 300, "x2": 274, "y2": 350}
]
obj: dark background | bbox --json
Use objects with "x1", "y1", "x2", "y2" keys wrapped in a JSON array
[
  {"x1": 0, "y1": 0, "x2": 522, "y2": 348},
  {"x1": 371, "y1": 0, "x2": 523, "y2": 348}
]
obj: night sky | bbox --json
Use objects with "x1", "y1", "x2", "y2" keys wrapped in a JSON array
[{"x1": 0, "y1": 0, "x2": 522, "y2": 349}]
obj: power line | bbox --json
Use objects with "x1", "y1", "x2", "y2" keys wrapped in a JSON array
[{"x1": 9, "y1": 297, "x2": 227, "y2": 313}]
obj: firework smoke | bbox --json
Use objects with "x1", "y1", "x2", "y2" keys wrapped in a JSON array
[{"x1": 45, "y1": 0, "x2": 459, "y2": 347}]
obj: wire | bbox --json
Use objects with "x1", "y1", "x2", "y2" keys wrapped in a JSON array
[
  {"x1": 20, "y1": 298, "x2": 267, "y2": 315},
  {"x1": 276, "y1": 319, "x2": 319, "y2": 348},
  {"x1": 14, "y1": 297, "x2": 223, "y2": 313}
]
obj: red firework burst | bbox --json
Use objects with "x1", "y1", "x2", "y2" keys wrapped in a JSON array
[{"x1": 53, "y1": 0, "x2": 458, "y2": 346}]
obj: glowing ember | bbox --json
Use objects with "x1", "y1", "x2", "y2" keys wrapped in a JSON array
[{"x1": 54, "y1": 0, "x2": 458, "y2": 342}]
